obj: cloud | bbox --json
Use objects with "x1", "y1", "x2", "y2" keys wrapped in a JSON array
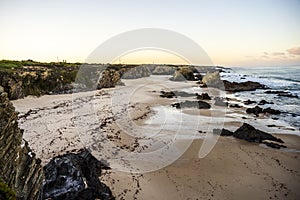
[
  {"x1": 287, "y1": 47, "x2": 300, "y2": 55},
  {"x1": 271, "y1": 52, "x2": 285, "y2": 56}
]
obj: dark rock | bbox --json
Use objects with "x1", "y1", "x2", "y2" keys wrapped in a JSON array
[
  {"x1": 233, "y1": 123, "x2": 284, "y2": 144},
  {"x1": 258, "y1": 99, "x2": 274, "y2": 105},
  {"x1": 214, "y1": 97, "x2": 228, "y2": 106},
  {"x1": 246, "y1": 106, "x2": 263, "y2": 116},
  {"x1": 265, "y1": 90, "x2": 298, "y2": 98},
  {"x1": 229, "y1": 104, "x2": 242, "y2": 108},
  {"x1": 243, "y1": 99, "x2": 257, "y2": 105},
  {"x1": 196, "y1": 93, "x2": 211, "y2": 100},
  {"x1": 213, "y1": 128, "x2": 233, "y2": 136},
  {"x1": 263, "y1": 107, "x2": 281, "y2": 115},
  {"x1": 223, "y1": 80, "x2": 266, "y2": 92},
  {"x1": 160, "y1": 91, "x2": 176, "y2": 98},
  {"x1": 42, "y1": 149, "x2": 114, "y2": 200},
  {"x1": 262, "y1": 141, "x2": 287, "y2": 149},
  {"x1": 160, "y1": 91, "x2": 196, "y2": 98},
  {"x1": 0, "y1": 90, "x2": 44, "y2": 199},
  {"x1": 171, "y1": 100, "x2": 211, "y2": 109}
]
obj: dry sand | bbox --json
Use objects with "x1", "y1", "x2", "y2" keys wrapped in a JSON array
[{"x1": 12, "y1": 75, "x2": 300, "y2": 200}]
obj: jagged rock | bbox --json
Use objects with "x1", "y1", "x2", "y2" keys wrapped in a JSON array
[
  {"x1": 233, "y1": 123, "x2": 284, "y2": 144},
  {"x1": 246, "y1": 106, "x2": 281, "y2": 116},
  {"x1": 243, "y1": 99, "x2": 257, "y2": 105},
  {"x1": 258, "y1": 99, "x2": 274, "y2": 105},
  {"x1": 121, "y1": 65, "x2": 152, "y2": 79},
  {"x1": 246, "y1": 106, "x2": 263, "y2": 116},
  {"x1": 230, "y1": 104, "x2": 242, "y2": 108},
  {"x1": 169, "y1": 67, "x2": 197, "y2": 81},
  {"x1": 160, "y1": 91, "x2": 176, "y2": 98},
  {"x1": 171, "y1": 100, "x2": 211, "y2": 109},
  {"x1": 214, "y1": 97, "x2": 228, "y2": 106},
  {"x1": 263, "y1": 107, "x2": 281, "y2": 115},
  {"x1": 213, "y1": 128, "x2": 233, "y2": 136},
  {"x1": 223, "y1": 80, "x2": 266, "y2": 92},
  {"x1": 201, "y1": 71, "x2": 223, "y2": 87},
  {"x1": 262, "y1": 142, "x2": 287, "y2": 149},
  {"x1": 160, "y1": 91, "x2": 196, "y2": 98},
  {"x1": 152, "y1": 66, "x2": 175, "y2": 75},
  {"x1": 265, "y1": 90, "x2": 298, "y2": 98},
  {"x1": 42, "y1": 149, "x2": 114, "y2": 200},
  {"x1": 97, "y1": 69, "x2": 123, "y2": 89},
  {"x1": 0, "y1": 90, "x2": 44, "y2": 199},
  {"x1": 196, "y1": 93, "x2": 211, "y2": 100}
]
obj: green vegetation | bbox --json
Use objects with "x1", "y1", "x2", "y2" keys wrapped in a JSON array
[{"x1": 0, "y1": 180, "x2": 16, "y2": 200}]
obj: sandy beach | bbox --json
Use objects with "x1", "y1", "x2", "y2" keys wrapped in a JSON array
[{"x1": 12, "y1": 75, "x2": 300, "y2": 200}]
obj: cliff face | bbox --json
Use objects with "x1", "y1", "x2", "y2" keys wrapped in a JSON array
[{"x1": 0, "y1": 87, "x2": 44, "y2": 199}]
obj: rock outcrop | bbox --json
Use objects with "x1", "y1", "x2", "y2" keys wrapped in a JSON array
[
  {"x1": 152, "y1": 66, "x2": 175, "y2": 75},
  {"x1": 233, "y1": 123, "x2": 284, "y2": 144},
  {"x1": 212, "y1": 123, "x2": 286, "y2": 149},
  {"x1": 120, "y1": 65, "x2": 152, "y2": 79},
  {"x1": 246, "y1": 106, "x2": 281, "y2": 116},
  {"x1": 196, "y1": 93, "x2": 211, "y2": 100},
  {"x1": 169, "y1": 67, "x2": 198, "y2": 81},
  {"x1": 42, "y1": 149, "x2": 114, "y2": 200},
  {"x1": 0, "y1": 88, "x2": 44, "y2": 199},
  {"x1": 171, "y1": 100, "x2": 211, "y2": 109},
  {"x1": 97, "y1": 69, "x2": 124, "y2": 89},
  {"x1": 223, "y1": 80, "x2": 266, "y2": 92}
]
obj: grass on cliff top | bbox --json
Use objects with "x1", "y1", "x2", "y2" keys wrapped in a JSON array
[
  {"x1": 0, "y1": 60, "x2": 81, "y2": 72},
  {"x1": 0, "y1": 180, "x2": 16, "y2": 200}
]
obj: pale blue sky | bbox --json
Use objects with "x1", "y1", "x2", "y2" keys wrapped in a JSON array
[{"x1": 0, "y1": 0, "x2": 300, "y2": 66}]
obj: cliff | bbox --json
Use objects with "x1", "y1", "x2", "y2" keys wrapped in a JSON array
[{"x1": 0, "y1": 87, "x2": 44, "y2": 199}]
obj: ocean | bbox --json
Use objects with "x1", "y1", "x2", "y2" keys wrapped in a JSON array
[{"x1": 221, "y1": 66, "x2": 300, "y2": 129}]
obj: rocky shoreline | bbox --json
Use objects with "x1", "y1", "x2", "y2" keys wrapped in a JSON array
[{"x1": 1, "y1": 63, "x2": 300, "y2": 199}]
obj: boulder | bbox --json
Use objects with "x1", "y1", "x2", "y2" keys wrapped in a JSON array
[
  {"x1": 169, "y1": 67, "x2": 197, "y2": 81},
  {"x1": 263, "y1": 107, "x2": 281, "y2": 115},
  {"x1": 214, "y1": 97, "x2": 228, "y2": 107},
  {"x1": 171, "y1": 100, "x2": 211, "y2": 109},
  {"x1": 42, "y1": 149, "x2": 114, "y2": 200},
  {"x1": 243, "y1": 99, "x2": 256, "y2": 105},
  {"x1": 258, "y1": 99, "x2": 274, "y2": 105},
  {"x1": 160, "y1": 91, "x2": 176, "y2": 98},
  {"x1": 196, "y1": 93, "x2": 211, "y2": 100},
  {"x1": 201, "y1": 71, "x2": 223, "y2": 87},
  {"x1": 213, "y1": 128, "x2": 233, "y2": 136},
  {"x1": 246, "y1": 106, "x2": 263, "y2": 116},
  {"x1": 223, "y1": 80, "x2": 266, "y2": 92},
  {"x1": 233, "y1": 123, "x2": 284, "y2": 144}
]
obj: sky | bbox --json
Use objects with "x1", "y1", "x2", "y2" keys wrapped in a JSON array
[{"x1": 0, "y1": 0, "x2": 300, "y2": 67}]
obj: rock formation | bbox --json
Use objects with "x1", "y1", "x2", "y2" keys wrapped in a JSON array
[
  {"x1": 42, "y1": 149, "x2": 114, "y2": 200},
  {"x1": 212, "y1": 123, "x2": 286, "y2": 149},
  {"x1": 169, "y1": 67, "x2": 198, "y2": 81},
  {"x1": 152, "y1": 66, "x2": 175, "y2": 75},
  {"x1": 171, "y1": 100, "x2": 211, "y2": 109},
  {"x1": 0, "y1": 88, "x2": 44, "y2": 199}
]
